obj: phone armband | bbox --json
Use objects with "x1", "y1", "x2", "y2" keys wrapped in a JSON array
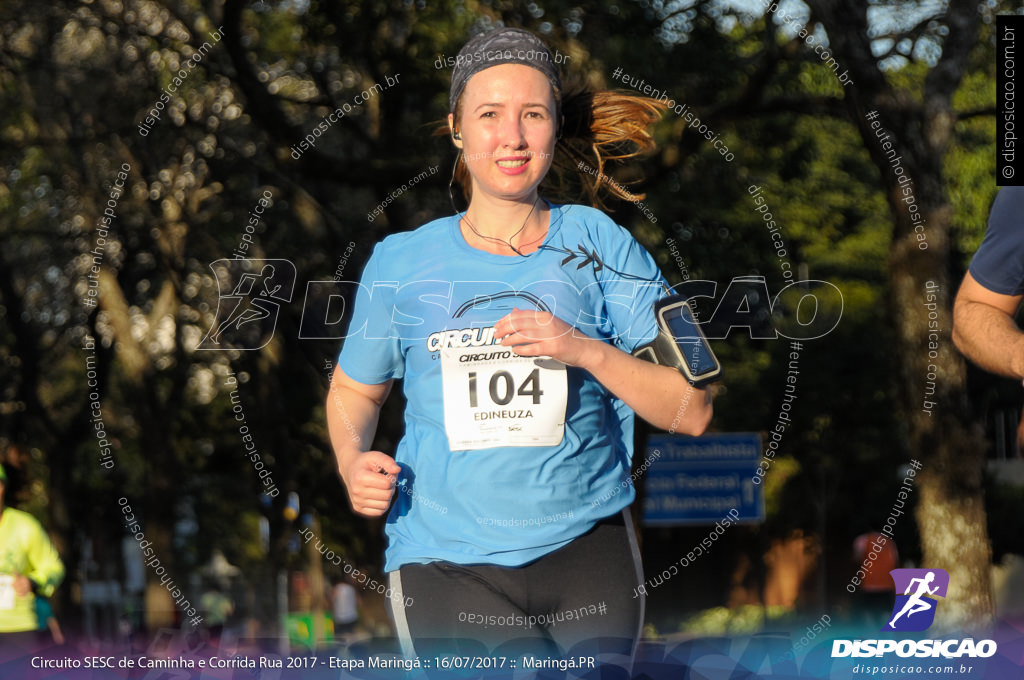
[{"x1": 631, "y1": 295, "x2": 722, "y2": 387}]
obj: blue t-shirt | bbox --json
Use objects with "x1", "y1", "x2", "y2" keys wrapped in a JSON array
[
  {"x1": 970, "y1": 187, "x2": 1024, "y2": 296},
  {"x1": 338, "y1": 203, "x2": 666, "y2": 572}
]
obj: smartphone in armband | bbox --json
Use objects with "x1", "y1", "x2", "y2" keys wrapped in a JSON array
[{"x1": 632, "y1": 295, "x2": 722, "y2": 387}]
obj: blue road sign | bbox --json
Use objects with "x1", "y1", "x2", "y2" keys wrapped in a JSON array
[{"x1": 642, "y1": 432, "x2": 765, "y2": 525}]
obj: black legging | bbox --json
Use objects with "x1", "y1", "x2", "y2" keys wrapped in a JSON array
[{"x1": 387, "y1": 509, "x2": 644, "y2": 663}]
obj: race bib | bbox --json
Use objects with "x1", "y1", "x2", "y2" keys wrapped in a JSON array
[
  {"x1": 0, "y1": 575, "x2": 15, "y2": 611},
  {"x1": 441, "y1": 347, "x2": 567, "y2": 450}
]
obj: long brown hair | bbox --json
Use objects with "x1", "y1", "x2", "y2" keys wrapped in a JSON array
[{"x1": 444, "y1": 73, "x2": 667, "y2": 208}]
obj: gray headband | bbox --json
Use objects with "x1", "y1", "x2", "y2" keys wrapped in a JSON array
[{"x1": 448, "y1": 28, "x2": 562, "y2": 113}]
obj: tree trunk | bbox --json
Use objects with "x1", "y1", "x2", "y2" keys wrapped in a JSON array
[{"x1": 809, "y1": 0, "x2": 994, "y2": 631}]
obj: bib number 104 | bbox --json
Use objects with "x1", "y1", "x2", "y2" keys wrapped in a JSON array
[{"x1": 468, "y1": 369, "x2": 543, "y2": 407}]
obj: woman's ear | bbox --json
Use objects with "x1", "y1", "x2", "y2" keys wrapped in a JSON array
[{"x1": 448, "y1": 113, "x2": 463, "y2": 149}]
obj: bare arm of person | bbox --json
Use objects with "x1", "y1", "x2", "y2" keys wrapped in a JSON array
[
  {"x1": 493, "y1": 309, "x2": 713, "y2": 434},
  {"x1": 326, "y1": 365, "x2": 401, "y2": 516},
  {"x1": 952, "y1": 271, "x2": 1024, "y2": 379}
]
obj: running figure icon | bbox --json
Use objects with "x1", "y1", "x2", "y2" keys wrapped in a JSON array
[
  {"x1": 198, "y1": 259, "x2": 296, "y2": 351},
  {"x1": 883, "y1": 568, "x2": 949, "y2": 632},
  {"x1": 888, "y1": 571, "x2": 939, "y2": 628},
  {"x1": 210, "y1": 265, "x2": 281, "y2": 344}
]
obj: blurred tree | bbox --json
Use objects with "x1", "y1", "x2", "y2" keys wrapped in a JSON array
[
  {"x1": 0, "y1": 0, "x2": 1011, "y2": 640},
  {"x1": 801, "y1": 0, "x2": 999, "y2": 631}
]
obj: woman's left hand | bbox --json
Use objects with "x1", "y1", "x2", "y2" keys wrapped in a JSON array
[
  {"x1": 494, "y1": 308, "x2": 601, "y2": 368},
  {"x1": 13, "y1": 575, "x2": 31, "y2": 597}
]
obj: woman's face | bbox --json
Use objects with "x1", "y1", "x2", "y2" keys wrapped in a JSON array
[{"x1": 449, "y1": 63, "x2": 557, "y2": 204}]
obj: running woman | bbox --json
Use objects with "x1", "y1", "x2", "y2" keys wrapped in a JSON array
[{"x1": 327, "y1": 27, "x2": 713, "y2": 661}]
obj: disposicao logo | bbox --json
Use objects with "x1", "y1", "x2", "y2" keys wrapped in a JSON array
[
  {"x1": 198, "y1": 259, "x2": 296, "y2": 350},
  {"x1": 832, "y1": 568, "x2": 997, "y2": 659},
  {"x1": 884, "y1": 568, "x2": 948, "y2": 632}
]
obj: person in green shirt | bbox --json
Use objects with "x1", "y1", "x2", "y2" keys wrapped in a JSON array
[{"x1": 0, "y1": 462, "x2": 64, "y2": 655}]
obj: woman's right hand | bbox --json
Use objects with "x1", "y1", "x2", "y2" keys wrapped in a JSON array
[{"x1": 340, "y1": 451, "x2": 402, "y2": 517}]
